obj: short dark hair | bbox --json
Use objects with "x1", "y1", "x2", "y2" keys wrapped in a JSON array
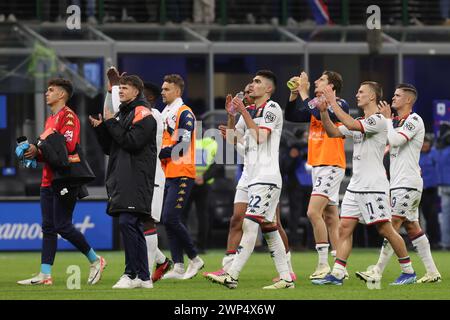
[
  {"x1": 48, "y1": 78, "x2": 73, "y2": 101},
  {"x1": 144, "y1": 82, "x2": 162, "y2": 99},
  {"x1": 163, "y1": 74, "x2": 185, "y2": 95},
  {"x1": 323, "y1": 71, "x2": 343, "y2": 95},
  {"x1": 256, "y1": 69, "x2": 277, "y2": 92},
  {"x1": 361, "y1": 81, "x2": 383, "y2": 104},
  {"x1": 396, "y1": 83, "x2": 418, "y2": 102},
  {"x1": 119, "y1": 75, "x2": 144, "y2": 94}
]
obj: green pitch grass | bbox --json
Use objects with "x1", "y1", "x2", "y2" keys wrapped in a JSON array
[{"x1": 0, "y1": 249, "x2": 449, "y2": 300}]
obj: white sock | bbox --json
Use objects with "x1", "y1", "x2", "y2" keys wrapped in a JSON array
[
  {"x1": 145, "y1": 234, "x2": 158, "y2": 275},
  {"x1": 222, "y1": 254, "x2": 235, "y2": 272},
  {"x1": 315, "y1": 243, "x2": 330, "y2": 266},
  {"x1": 228, "y1": 219, "x2": 259, "y2": 280},
  {"x1": 264, "y1": 231, "x2": 291, "y2": 281},
  {"x1": 155, "y1": 248, "x2": 166, "y2": 265},
  {"x1": 398, "y1": 256, "x2": 414, "y2": 274},
  {"x1": 412, "y1": 234, "x2": 439, "y2": 274},
  {"x1": 330, "y1": 250, "x2": 337, "y2": 258},
  {"x1": 331, "y1": 260, "x2": 347, "y2": 280},
  {"x1": 286, "y1": 251, "x2": 294, "y2": 274},
  {"x1": 376, "y1": 239, "x2": 394, "y2": 273}
]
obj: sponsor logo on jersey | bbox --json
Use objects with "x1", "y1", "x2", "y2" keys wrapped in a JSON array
[
  {"x1": 264, "y1": 111, "x2": 276, "y2": 123},
  {"x1": 65, "y1": 119, "x2": 75, "y2": 127},
  {"x1": 64, "y1": 130, "x2": 73, "y2": 142},
  {"x1": 66, "y1": 113, "x2": 75, "y2": 119}
]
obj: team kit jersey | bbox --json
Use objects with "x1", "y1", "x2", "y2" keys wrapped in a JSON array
[
  {"x1": 388, "y1": 113, "x2": 425, "y2": 221},
  {"x1": 151, "y1": 108, "x2": 165, "y2": 222},
  {"x1": 235, "y1": 100, "x2": 283, "y2": 223},
  {"x1": 338, "y1": 113, "x2": 391, "y2": 225}
]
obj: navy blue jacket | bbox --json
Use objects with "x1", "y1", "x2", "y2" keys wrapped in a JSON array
[
  {"x1": 419, "y1": 148, "x2": 438, "y2": 189},
  {"x1": 436, "y1": 145, "x2": 450, "y2": 186}
]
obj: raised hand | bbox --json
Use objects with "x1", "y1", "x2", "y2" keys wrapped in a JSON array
[
  {"x1": 225, "y1": 94, "x2": 233, "y2": 114},
  {"x1": 107, "y1": 67, "x2": 124, "y2": 86},
  {"x1": 299, "y1": 72, "x2": 310, "y2": 93},
  {"x1": 89, "y1": 113, "x2": 103, "y2": 127},
  {"x1": 231, "y1": 96, "x2": 246, "y2": 114},
  {"x1": 322, "y1": 85, "x2": 336, "y2": 105},
  {"x1": 378, "y1": 100, "x2": 393, "y2": 119}
]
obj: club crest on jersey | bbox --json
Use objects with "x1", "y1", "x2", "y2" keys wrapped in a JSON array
[
  {"x1": 367, "y1": 117, "x2": 376, "y2": 126},
  {"x1": 405, "y1": 122, "x2": 415, "y2": 131},
  {"x1": 264, "y1": 111, "x2": 276, "y2": 123}
]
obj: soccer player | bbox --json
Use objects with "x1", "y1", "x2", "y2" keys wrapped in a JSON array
[
  {"x1": 204, "y1": 84, "x2": 296, "y2": 282},
  {"x1": 355, "y1": 84, "x2": 441, "y2": 284},
  {"x1": 312, "y1": 81, "x2": 417, "y2": 286},
  {"x1": 285, "y1": 71, "x2": 349, "y2": 280},
  {"x1": 207, "y1": 70, "x2": 294, "y2": 289},
  {"x1": 91, "y1": 75, "x2": 156, "y2": 289},
  {"x1": 159, "y1": 74, "x2": 204, "y2": 280},
  {"x1": 18, "y1": 78, "x2": 106, "y2": 286}
]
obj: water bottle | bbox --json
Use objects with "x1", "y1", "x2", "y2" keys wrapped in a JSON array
[
  {"x1": 229, "y1": 91, "x2": 245, "y2": 116},
  {"x1": 308, "y1": 95, "x2": 326, "y2": 110},
  {"x1": 16, "y1": 136, "x2": 29, "y2": 157}
]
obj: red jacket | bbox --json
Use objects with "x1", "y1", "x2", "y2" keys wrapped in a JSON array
[{"x1": 39, "y1": 106, "x2": 80, "y2": 187}]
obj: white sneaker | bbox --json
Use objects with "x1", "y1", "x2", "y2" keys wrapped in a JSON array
[
  {"x1": 355, "y1": 265, "x2": 382, "y2": 283},
  {"x1": 263, "y1": 279, "x2": 295, "y2": 289},
  {"x1": 136, "y1": 279, "x2": 153, "y2": 289},
  {"x1": 162, "y1": 269, "x2": 185, "y2": 280},
  {"x1": 183, "y1": 257, "x2": 204, "y2": 279},
  {"x1": 206, "y1": 272, "x2": 238, "y2": 289},
  {"x1": 88, "y1": 256, "x2": 107, "y2": 285},
  {"x1": 17, "y1": 273, "x2": 53, "y2": 285},
  {"x1": 309, "y1": 264, "x2": 331, "y2": 280},
  {"x1": 417, "y1": 272, "x2": 442, "y2": 283},
  {"x1": 112, "y1": 274, "x2": 140, "y2": 289}
]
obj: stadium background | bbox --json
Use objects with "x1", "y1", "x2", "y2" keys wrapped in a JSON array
[{"x1": 0, "y1": 1, "x2": 449, "y2": 266}]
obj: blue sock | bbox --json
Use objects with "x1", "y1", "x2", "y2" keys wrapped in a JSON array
[
  {"x1": 86, "y1": 248, "x2": 98, "y2": 263},
  {"x1": 41, "y1": 264, "x2": 52, "y2": 275}
]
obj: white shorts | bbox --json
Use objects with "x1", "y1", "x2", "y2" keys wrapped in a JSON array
[
  {"x1": 234, "y1": 172, "x2": 249, "y2": 204},
  {"x1": 341, "y1": 191, "x2": 391, "y2": 225},
  {"x1": 151, "y1": 183, "x2": 164, "y2": 223},
  {"x1": 311, "y1": 166, "x2": 345, "y2": 206},
  {"x1": 245, "y1": 183, "x2": 281, "y2": 224},
  {"x1": 390, "y1": 188, "x2": 422, "y2": 222}
]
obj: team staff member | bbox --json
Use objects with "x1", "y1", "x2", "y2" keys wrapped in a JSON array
[
  {"x1": 90, "y1": 75, "x2": 157, "y2": 289},
  {"x1": 18, "y1": 78, "x2": 106, "y2": 286},
  {"x1": 159, "y1": 74, "x2": 204, "y2": 280}
]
